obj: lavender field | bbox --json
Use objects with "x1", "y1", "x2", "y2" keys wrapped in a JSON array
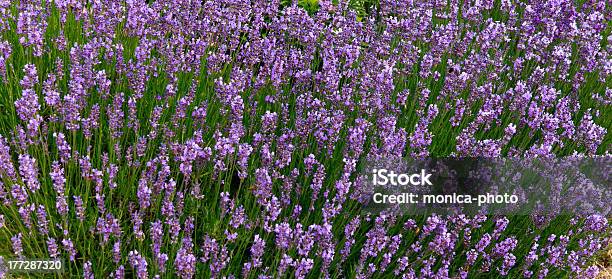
[{"x1": 0, "y1": 0, "x2": 610, "y2": 278}]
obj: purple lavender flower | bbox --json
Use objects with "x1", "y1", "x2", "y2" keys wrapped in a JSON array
[
  {"x1": 112, "y1": 265, "x2": 125, "y2": 279},
  {"x1": 108, "y1": 93, "x2": 125, "y2": 139},
  {"x1": 54, "y1": 133, "x2": 72, "y2": 163},
  {"x1": 56, "y1": 194, "x2": 68, "y2": 217},
  {"x1": 11, "y1": 184, "x2": 28, "y2": 206},
  {"x1": 0, "y1": 135, "x2": 16, "y2": 180},
  {"x1": 43, "y1": 73, "x2": 60, "y2": 107},
  {"x1": 18, "y1": 204, "x2": 33, "y2": 229},
  {"x1": 584, "y1": 214, "x2": 608, "y2": 232},
  {"x1": 16, "y1": 2, "x2": 47, "y2": 56},
  {"x1": 476, "y1": 233, "x2": 492, "y2": 253},
  {"x1": 11, "y1": 233, "x2": 23, "y2": 257},
  {"x1": 15, "y1": 65, "x2": 39, "y2": 121},
  {"x1": 62, "y1": 238, "x2": 76, "y2": 261},
  {"x1": 36, "y1": 205, "x2": 49, "y2": 235},
  {"x1": 47, "y1": 237, "x2": 59, "y2": 258},
  {"x1": 113, "y1": 240, "x2": 121, "y2": 264},
  {"x1": 274, "y1": 222, "x2": 293, "y2": 250},
  {"x1": 157, "y1": 253, "x2": 168, "y2": 273},
  {"x1": 254, "y1": 168, "x2": 273, "y2": 202},
  {"x1": 83, "y1": 261, "x2": 94, "y2": 279},
  {"x1": 294, "y1": 258, "x2": 314, "y2": 279},
  {"x1": 174, "y1": 243, "x2": 196, "y2": 278},
  {"x1": 137, "y1": 176, "x2": 152, "y2": 209},
  {"x1": 18, "y1": 154, "x2": 40, "y2": 192},
  {"x1": 128, "y1": 250, "x2": 149, "y2": 279},
  {"x1": 150, "y1": 220, "x2": 164, "y2": 256},
  {"x1": 49, "y1": 161, "x2": 65, "y2": 193},
  {"x1": 492, "y1": 237, "x2": 518, "y2": 258},
  {"x1": 243, "y1": 234, "x2": 265, "y2": 276},
  {"x1": 74, "y1": 196, "x2": 85, "y2": 222}
]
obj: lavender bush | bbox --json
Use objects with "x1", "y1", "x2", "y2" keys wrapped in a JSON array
[{"x1": 0, "y1": 0, "x2": 610, "y2": 278}]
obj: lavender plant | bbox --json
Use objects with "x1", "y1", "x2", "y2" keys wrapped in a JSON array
[{"x1": 0, "y1": 0, "x2": 610, "y2": 278}]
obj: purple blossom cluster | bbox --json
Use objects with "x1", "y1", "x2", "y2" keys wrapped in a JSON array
[{"x1": 0, "y1": 0, "x2": 610, "y2": 278}]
